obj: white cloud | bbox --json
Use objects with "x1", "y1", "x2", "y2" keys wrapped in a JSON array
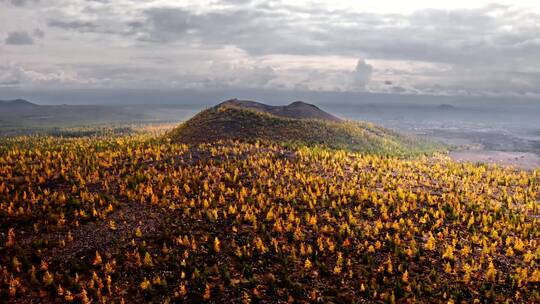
[
  {"x1": 351, "y1": 59, "x2": 373, "y2": 90},
  {"x1": 0, "y1": 62, "x2": 95, "y2": 87}
]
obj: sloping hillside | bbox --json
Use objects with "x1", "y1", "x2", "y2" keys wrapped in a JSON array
[
  {"x1": 1, "y1": 131, "x2": 537, "y2": 303},
  {"x1": 169, "y1": 100, "x2": 443, "y2": 156}
]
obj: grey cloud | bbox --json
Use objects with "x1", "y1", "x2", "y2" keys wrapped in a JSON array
[
  {"x1": 5, "y1": 31, "x2": 34, "y2": 45},
  {"x1": 48, "y1": 20, "x2": 100, "y2": 32},
  {"x1": 33, "y1": 28, "x2": 45, "y2": 38},
  {"x1": 1, "y1": 0, "x2": 39, "y2": 6},
  {"x1": 137, "y1": 7, "x2": 316, "y2": 55},
  {"x1": 218, "y1": 0, "x2": 253, "y2": 4},
  {"x1": 130, "y1": 4, "x2": 540, "y2": 67},
  {"x1": 42, "y1": 3, "x2": 540, "y2": 68},
  {"x1": 48, "y1": 15, "x2": 142, "y2": 36}
]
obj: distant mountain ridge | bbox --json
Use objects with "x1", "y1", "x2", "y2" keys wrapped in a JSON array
[
  {"x1": 218, "y1": 99, "x2": 341, "y2": 122},
  {"x1": 0, "y1": 99, "x2": 37, "y2": 107},
  {"x1": 0, "y1": 98, "x2": 149, "y2": 135},
  {"x1": 438, "y1": 104, "x2": 456, "y2": 110}
]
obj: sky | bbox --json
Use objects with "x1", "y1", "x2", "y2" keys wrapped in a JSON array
[{"x1": 1, "y1": 0, "x2": 540, "y2": 101}]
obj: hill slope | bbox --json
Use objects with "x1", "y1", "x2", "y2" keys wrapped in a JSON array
[
  {"x1": 1, "y1": 133, "x2": 537, "y2": 303},
  {"x1": 169, "y1": 100, "x2": 442, "y2": 156}
]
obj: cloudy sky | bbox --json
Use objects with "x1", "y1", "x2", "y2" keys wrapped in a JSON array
[{"x1": 1, "y1": 0, "x2": 540, "y2": 98}]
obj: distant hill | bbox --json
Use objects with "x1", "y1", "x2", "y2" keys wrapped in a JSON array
[
  {"x1": 0, "y1": 99, "x2": 38, "y2": 107},
  {"x1": 169, "y1": 99, "x2": 442, "y2": 156},
  {"x1": 438, "y1": 104, "x2": 456, "y2": 110},
  {"x1": 0, "y1": 99, "x2": 148, "y2": 135}
]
